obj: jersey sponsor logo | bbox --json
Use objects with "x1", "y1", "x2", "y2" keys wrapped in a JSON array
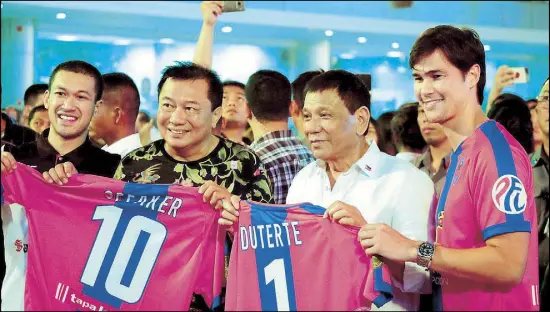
[
  {"x1": 14, "y1": 239, "x2": 28, "y2": 253},
  {"x1": 451, "y1": 158, "x2": 465, "y2": 185},
  {"x1": 492, "y1": 175, "x2": 527, "y2": 214}
]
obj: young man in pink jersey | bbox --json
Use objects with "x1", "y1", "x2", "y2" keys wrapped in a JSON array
[{"x1": 357, "y1": 25, "x2": 539, "y2": 311}]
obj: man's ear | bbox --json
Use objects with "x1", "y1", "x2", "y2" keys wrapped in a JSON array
[
  {"x1": 113, "y1": 107, "x2": 123, "y2": 124},
  {"x1": 289, "y1": 100, "x2": 301, "y2": 117},
  {"x1": 467, "y1": 64, "x2": 481, "y2": 90},
  {"x1": 354, "y1": 106, "x2": 371, "y2": 136},
  {"x1": 43, "y1": 91, "x2": 50, "y2": 109},
  {"x1": 212, "y1": 106, "x2": 222, "y2": 128}
]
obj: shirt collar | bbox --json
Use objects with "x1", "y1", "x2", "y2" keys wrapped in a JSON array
[
  {"x1": 37, "y1": 128, "x2": 95, "y2": 167},
  {"x1": 533, "y1": 147, "x2": 549, "y2": 168},
  {"x1": 314, "y1": 141, "x2": 382, "y2": 178},
  {"x1": 418, "y1": 149, "x2": 451, "y2": 171},
  {"x1": 251, "y1": 130, "x2": 294, "y2": 146}
]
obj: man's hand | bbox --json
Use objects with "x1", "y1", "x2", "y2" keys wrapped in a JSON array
[
  {"x1": 218, "y1": 195, "x2": 241, "y2": 227},
  {"x1": 198, "y1": 180, "x2": 234, "y2": 210},
  {"x1": 1, "y1": 151, "x2": 17, "y2": 175},
  {"x1": 43, "y1": 162, "x2": 78, "y2": 185},
  {"x1": 324, "y1": 201, "x2": 367, "y2": 227},
  {"x1": 493, "y1": 65, "x2": 516, "y2": 93},
  {"x1": 358, "y1": 223, "x2": 420, "y2": 263},
  {"x1": 201, "y1": 1, "x2": 223, "y2": 27}
]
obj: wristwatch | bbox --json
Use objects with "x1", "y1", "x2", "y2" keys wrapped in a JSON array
[{"x1": 416, "y1": 241, "x2": 435, "y2": 270}]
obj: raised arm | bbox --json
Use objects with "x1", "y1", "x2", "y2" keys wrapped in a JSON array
[{"x1": 193, "y1": 1, "x2": 223, "y2": 68}]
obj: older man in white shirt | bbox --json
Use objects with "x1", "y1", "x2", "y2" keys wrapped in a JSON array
[{"x1": 220, "y1": 70, "x2": 435, "y2": 311}]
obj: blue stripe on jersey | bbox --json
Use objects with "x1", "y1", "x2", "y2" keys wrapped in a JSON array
[
  {"x1": 297, "y1": 202, "x2": 325, "y2": 215},
  {"x1": 371, "y1": 263, "x2": 393, "y2": 308},
  {"x1": 479, "y1": 121, "x2": 531, "y2": 240},
  {"x1": 82, "y1": 183, "x2": 170, "y2": 308},
  {"x1": 432, "y1": 144, "x2": 462, "y2": 312},
  {"x1": 250, "y1": 202, "x2": 298, "y2": 311}
]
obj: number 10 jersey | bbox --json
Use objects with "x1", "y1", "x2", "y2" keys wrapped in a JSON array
[{"x1": 1, "y1": 164, "x2": 224, "y2": 311}]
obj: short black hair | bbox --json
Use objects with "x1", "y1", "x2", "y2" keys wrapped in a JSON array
[
  {"x1": 488, "y1": 93, "x2": 534, "y2": 154},
  {"x1": 27, "y1": 105, "x2": 48, "y2": 126},
  {"x1": 391, "y1": 102, "x2": 426, "y2": 151},
  {"x1": 291, "y1": 69, "x2": 325, "y2": 110},
  {"x1": 158, "y1": 61, "x2": 223, "y2": 111},
  {"x1": 24, "y1": 84, "x2": 48, "y2": 106},
  {"x1": 223, "y1": 80, "x2": 246, "y2": 91},
  {"x1": 376, "y1": 111, "x2": 398, "y2": 156},
  {"x1": 49, "y1": 60, "x2": 104, "y2": 102},
  {"x1": 409, "y1": 25, "x2": 486, "y2": 105},
  {"x1": 102, "y1": 72, "x2": 141, "y2": 120},
  {"x1": 304, "y1": 69, "x2": 371, "y2": 113},
  {"x1": 245, "y1": 70, "x2": 291, "y2": 121}
]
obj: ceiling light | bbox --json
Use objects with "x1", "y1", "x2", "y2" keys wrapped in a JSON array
[
  {"x1": 386, "y1": 50, "x2": 404, "y2": 58},
  {"x1": 221, "y1": 26, "x2": 233, "y2": 33},
  {"x1": 56, "y1": 35, "x2": 78, "y2": 42},
  {"x1": 392, "y1": 42, "x2": 399, "y2": 49},
  {"x1": 325, "y1": 30, "x2": 334, "y2": 37},
  {"x1": 484, "y1": 44, "x2": 491, "y2": 51},
  {"x1": 113, "y1": 39, "x2": 131, "y2": 46},
  {"x1": 159, "y1": 38, "x2": 175, "y2": 44},
  {"x1": 357, "y1": 37, "x2": 367, "y2": 44},
  {"x1": 56, "y1": 13, "x2": 66, "y2": 19},
  {"x1": 339, "y1": 53, "x2": 355, "y2": 60}
]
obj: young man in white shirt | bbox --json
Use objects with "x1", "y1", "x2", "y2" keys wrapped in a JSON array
[
  {"x1": 88, "y1": 72, "x2": 142, "y2": 158},
  {"x1": 219, "y1": 70, "x2": 436, "y2": 311}
]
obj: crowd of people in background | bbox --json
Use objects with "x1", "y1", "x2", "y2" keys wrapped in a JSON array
[{"x1": 0, "y1": 1, "x2": 548, "y2": 311}]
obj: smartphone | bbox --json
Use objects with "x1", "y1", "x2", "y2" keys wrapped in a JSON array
[
  {"x1": 222, "y1": 1, "x2": 245, "y2": 12},
  {"x1": 509, "y1": 67, "x2": 529, "y2": 84}
]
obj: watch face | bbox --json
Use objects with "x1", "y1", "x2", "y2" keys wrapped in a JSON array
[{"x1": 419, "y1": 242, "x2": 434, "y2": 257}]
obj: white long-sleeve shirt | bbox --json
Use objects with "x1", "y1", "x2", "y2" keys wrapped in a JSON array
[{"x1": 286, "y1": 142, "x2": 436, "y2": 311}]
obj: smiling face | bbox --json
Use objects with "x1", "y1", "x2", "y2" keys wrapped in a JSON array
[
  {"x1": 412, "y1": 49, "x2": 480, "y2": 126},
  {"x1": 157, "y1": 78, "x2": 221, "y2": 156},
  {"x1": 44, "y1": 70, "x2": 98, "y2": 140},
  {"x1": 302, "y1": 89, "x2": 362, "y2": 161}
]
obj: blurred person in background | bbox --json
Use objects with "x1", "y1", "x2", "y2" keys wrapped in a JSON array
[
  {"x1": 487, "y1": 93, "x2": 534, "y2": 154},
  {"x1": 220, "y1": 80, "x2": 251, "y2": 145},
  {"x1": 88, "y1": 72, "x2": 142, "y2": 157},
  {"x1": 412, "y1": 105, "x2": 452, "y2": 199},
  {"x1": 365, "y1": 117, "x2": 378, "y2": 144},
  {"x1": 21, "y1": 83, "x2": 48, "y2": 126},
  {"x1": 531, "y1": 78, "x2": 549, "y2": 310},
  {"x1": 193, "y1": 1, "x2": 251, "y2": 145},
  {"x1": 135, "y1": 111, "x2": 162, "y2": 145},
  {"x1": 27, "y1": 105, "x2": 50, "y2": 134},
  {"x1": 391, "y1": 102, "x2": 426, "y2": 161},
  {"x1": 486, "y1": 65, "x2": 542, "y2": 151},
  {"x1": 291, "y1": 69, "x2": 325, "y2": 149},
  {"x1": 1, "y1": 85, "x2": 37, "y2": 149},
  {"x1": 4, "y1": 107, "x2": 20, "y2": 124},
  {"x1": 527, "y1": 98, "x2": 543, "y2": 152},
  {"x1": 245, "y1": 69, "x2": 315, "y2": 204},
  {"x1": 376, "y1": 110, "x2": 398, "y2": 155}
]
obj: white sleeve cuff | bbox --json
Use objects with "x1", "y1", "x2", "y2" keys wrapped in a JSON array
[{"x1": 391, "y1": 262, "x2": 430, "y2": 293}]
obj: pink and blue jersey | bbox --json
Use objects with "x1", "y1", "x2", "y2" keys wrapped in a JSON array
[
  {"x1": 226, "y1": 201, "x2": 393, "y2": 311},
  {"x1": 433, "y1": 120, "x2": 539, "y2": 311},
  {"x1": 1, "y1": 164, "x2": 224, "y2": 311}
]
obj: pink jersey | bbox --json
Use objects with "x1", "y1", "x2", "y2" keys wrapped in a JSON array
[
  {"x1": 434, "y1": 120, "x2": 539, "y2": 311},
  {"x1": 1, "y1": 164, "x2": 224, "y2": 311},
  {"x1": 226, "y1": 201, "x2": 393, "y2": 311}
]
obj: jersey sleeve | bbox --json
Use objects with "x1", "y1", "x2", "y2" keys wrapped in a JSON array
[
  {"x1": 194, "y1": 209, "x2": 225, "y2": 309},
  {"x1": 471, "y1": 139, "x2": 534, "y2": 241},
  {"x1": 1, "y1": 163, "x2": 34, "y2": 206},
  {"x1": 364, "y1": 256, "x2": 394, "y2": 308}
]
